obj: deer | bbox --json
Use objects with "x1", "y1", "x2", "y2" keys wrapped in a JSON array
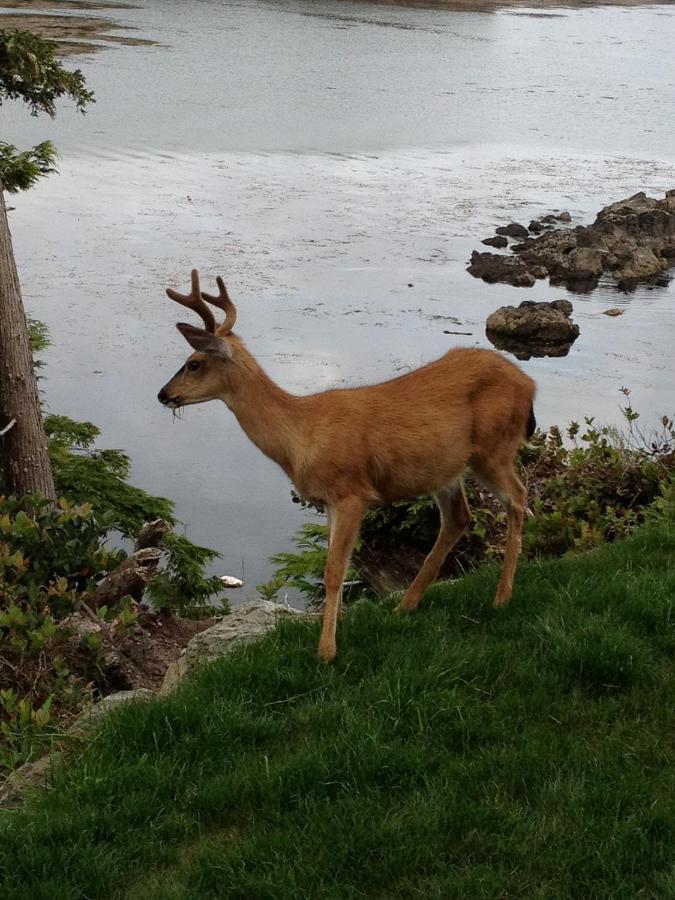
[{"x1": 157, "y1": 270, "x2": 537, "y2": 663}]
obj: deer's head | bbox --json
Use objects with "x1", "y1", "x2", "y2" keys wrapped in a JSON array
[{"x1": 157, "y1": 269, "x2": 239, "y2": 409}]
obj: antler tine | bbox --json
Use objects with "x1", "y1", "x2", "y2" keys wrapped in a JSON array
[
  {"x1": 165, "y1": 269, "x2": 216, "y2": 334},
  {"x1": 201, "y1": 275, "x2": 237, "y2": 334}
]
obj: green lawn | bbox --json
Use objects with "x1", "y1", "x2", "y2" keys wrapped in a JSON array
[{"x1": 1, "y1": 519, "x2": 674, "y2": 899}]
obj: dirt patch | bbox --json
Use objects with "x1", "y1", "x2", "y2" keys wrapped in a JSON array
[
  {"x1": 3, "y1": 0, "x2": 136, "y2": 10},
  {"x1": 106, "y1": 610, "x2": 218, "y2": 692},
  {"x1": 0, "y1": 5, "x2": 157, "y2": 56}
]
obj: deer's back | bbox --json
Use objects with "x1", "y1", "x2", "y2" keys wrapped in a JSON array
[{"x1": 294, "y1": 348, "x2": 535, "y2": 505}]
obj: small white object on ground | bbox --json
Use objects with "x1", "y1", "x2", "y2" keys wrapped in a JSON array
[{"x1": 220, "y1": 575, "x2": 244, "y2": 588}]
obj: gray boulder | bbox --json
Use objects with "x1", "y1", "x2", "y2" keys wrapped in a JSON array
[
  {"x1": 161, "y1": 600, "x2": 304, "y2": 693},
  {"x1": 495, "y1": 222, "x2": 530, "y2": 240},
  {"x1": 486, "y1": 300, "x2": 580, "y2": 360},
  {"x1": 0, "y1": 689, "x2": 155, "y2": 808},
  {"x1": 473, "y1": 191, "x2": 674, "y2": 292},
  {"x1": 467, "y1": 251, "x2": 539, "y2": 288}
]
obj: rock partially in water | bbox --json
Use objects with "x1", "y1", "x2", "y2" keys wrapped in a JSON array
[
  {"x1": 495, "y1": 222, "x2": 530, "y2": 240},
  {"x1": 481, "y1": 234, "x2": 508, "y2": 248},
  {"x1": 485, "y1": 299, "x2": 580, "y2": 360},
  {"x1": 541, "y1": 211, "x2": 572, "y2": 224},
  {"x1": 471, "y1": 191, "x2": 675, "y2": 291},
  {"x1": 467, "y1": 251, "x2": 538, "y2": 287}
]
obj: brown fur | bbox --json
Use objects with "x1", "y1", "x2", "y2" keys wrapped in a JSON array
[{"x1": 159, "y1": 274, "x2": 536, "y2": 663}]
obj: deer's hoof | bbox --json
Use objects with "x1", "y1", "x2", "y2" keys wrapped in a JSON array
[
  {"x1": 395, "y1": 598, "x2": 419, "y2": 616},
  {"x1": 493, "y1": 590, "x2": 512, "y2": 608},
  {"x1": 317, "y1": 643, "x2": 336, "y2": 664}
]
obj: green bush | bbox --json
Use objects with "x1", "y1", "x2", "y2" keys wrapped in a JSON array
[{"x1": 0, "y1": 497, "x2": 124, "y2": 769}]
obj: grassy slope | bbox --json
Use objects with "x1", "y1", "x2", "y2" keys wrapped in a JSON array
[{"x1": 1, "y1": 519, "x2": 674, "y2": 900}]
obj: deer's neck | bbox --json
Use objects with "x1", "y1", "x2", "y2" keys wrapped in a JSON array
[{"x1": 223, "y1": 341, "x2": 302, "y2": 478}]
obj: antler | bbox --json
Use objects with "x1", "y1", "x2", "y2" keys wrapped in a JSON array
[
  {"x1": 166, "y1": 269, "x2": 216, "y2": 334},
  {"x1": 201, "y1": 276, "x2": 237, "y2": 334}
]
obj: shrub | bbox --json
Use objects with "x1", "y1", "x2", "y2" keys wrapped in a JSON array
[{"x1": 0, "y1": 497, "x2": 123, "y2": 769}]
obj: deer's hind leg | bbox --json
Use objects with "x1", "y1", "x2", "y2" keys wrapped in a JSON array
[
  {"x1": 397, "y1": 483, "x2": 470, "y2": 614},
  {"x1": 472, "y1": 458, "x2": 527, "y2": 607}
]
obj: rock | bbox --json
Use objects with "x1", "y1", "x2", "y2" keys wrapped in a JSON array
[
  {"x1": 485, "y1": 300, "x2": 580, "y2": 360},
  {"x1": 0, "y1": 753, "x2": 57, "y2": 809},
  {"x1": 0, "y1": 689, "x2": 155, "y2": 808},
  {"x1": 541, "y1": 212, "x2": 572, "y2": 225},
  {"x1": 603, "y1": 308, "x2": 625, "y2": 316},
  {"x1": 0, "y1": 603, "x2": 309, "y2": 808},
  {"x1": 495, "y1": 222, "x2": 530, "y2": 240},
  {"x1": 566, "y1": 247, "x2": 605, "y2": 281},
  {"x1": 550, "y1": 299, "x2": 573, "y2": 316},
  {"x1": 220, "y1": 575, "x2": 244, "y2": 588},
  {"x1": 69, "y1": 688, "x2": 155, "y2": 736},
  {"x1": 595, "y1": 191, "x2": 660, "y2": 220},
  {"x1": 62, "y1": 608, "x2": 103, "y2": 638},
  {"x1": 467, "y1": 251, "x2": 539, "y2": 288},
  {"x1": 481, "y1": 235, "x2": 508, "y2": 248},
  {"x1": 612, "y1": 247, "x2": 668, "y2": 283},
  {"x1": 472, "y1": 191, "x2": 674, "y2": 293},
  {"x1": 160, "y1": 600, "x2": 304, "y2": 693}
]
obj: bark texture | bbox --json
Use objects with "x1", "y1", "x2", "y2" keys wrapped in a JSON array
[{"x1": 0, "y1": 193, "x2": 56, "y2": 501}]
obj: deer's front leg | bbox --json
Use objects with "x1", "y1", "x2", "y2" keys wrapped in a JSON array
[{"x1": 317, "y1": 497, "x2": 365, "y2": 663}]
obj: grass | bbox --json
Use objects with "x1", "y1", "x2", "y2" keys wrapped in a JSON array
[{"x1": 1, "y1": 518, "x2": 674, "y2": 899}]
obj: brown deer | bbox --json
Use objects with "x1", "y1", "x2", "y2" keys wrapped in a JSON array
[{"x1": 158, "y1": 270, "x2": 536, "y2": 663}]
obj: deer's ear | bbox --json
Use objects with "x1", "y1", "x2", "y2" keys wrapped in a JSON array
[{"x1": 176, "y1": 323, "x2": 232, "y2": 359}]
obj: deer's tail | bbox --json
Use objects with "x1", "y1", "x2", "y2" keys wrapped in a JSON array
[{"x1": 526, "y1": 404, "x2": 537, "y2": 440}]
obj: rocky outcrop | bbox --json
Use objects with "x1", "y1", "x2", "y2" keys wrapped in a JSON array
[
  {"x1": 496, "y1": 222, "x2": 529, "y2": 240},
  {"x1": 481, "y1": 235, "x2": 508, "y2": 248},
  {"x1": 0, "y1": 689, "x2": 154, "y2": 808},
  {"x1": 0, "y1": 601, "x2": 304, "y2": 808},
  {"x1": 470, "y1": 191, "x2": 675, "y2": 291},
  {"x1": 161, "y1": 601, "x2": 304, "y2": 692},
  {"x1": 467, "y1": 251, "x2": 545, "y2": 287},
  {"x1": 485, "y1": 300, "x2": 580, "y2": 360}
]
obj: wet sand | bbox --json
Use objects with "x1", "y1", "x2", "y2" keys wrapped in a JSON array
[{"x1": 0, "y1": 2, "x2": 154, "y2": 55}]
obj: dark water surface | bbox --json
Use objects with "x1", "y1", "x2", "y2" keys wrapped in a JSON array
[{"x1": 2, "y1": 0, "x2": 674, "y2": 593}]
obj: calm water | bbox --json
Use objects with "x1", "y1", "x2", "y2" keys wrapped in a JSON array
[{"x1": 2, "y1": 0, "x2": 674, "y2": 593}]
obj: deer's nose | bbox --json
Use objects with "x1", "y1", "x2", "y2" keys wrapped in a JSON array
[{"x1": 157, "y1": 387, "x2": 169, "y2": 404}]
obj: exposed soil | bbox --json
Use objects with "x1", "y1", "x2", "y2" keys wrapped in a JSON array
[
  {"x1": 103, "y1": 609, "x2": 217, "y2": 692},
  {"x1": 3, "y1": 1, "x2": 136, "y2": 9},
  {"x1": 0, "y1": 2, "x2": 157, "y2": 55}
]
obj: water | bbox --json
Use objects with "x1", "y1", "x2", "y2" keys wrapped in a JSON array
[{"x1": 1, "y1": 0, "x2": 674, "y2": 594}]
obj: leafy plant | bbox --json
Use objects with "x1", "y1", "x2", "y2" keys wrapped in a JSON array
[
  {"x1": 262, "y1": 523, "x2": 363, "y2": 606},
  {"x1": 45, "y1": 415, "x2": 174, "y2": 538},
  {"x1": 145, "y1": 532, "x2": 225, "y2": 616},
  {"x1": 0, "y1": 497, "x2": 123, "y2": 769}
]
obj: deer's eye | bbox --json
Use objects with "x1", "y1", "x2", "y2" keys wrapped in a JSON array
[{"x1": 187, "y1": 360, "x2": 201, "y2": 372}]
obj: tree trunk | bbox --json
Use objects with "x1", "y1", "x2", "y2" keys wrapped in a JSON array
[{"x1": 0, "y1": 192, "x2": 56, "y2": 502}]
